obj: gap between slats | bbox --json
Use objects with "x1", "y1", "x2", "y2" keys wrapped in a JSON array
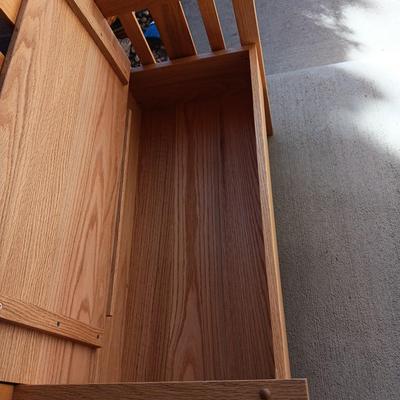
[{"x1": 119, "y1": 11, "x2": 156, "y2": 65}]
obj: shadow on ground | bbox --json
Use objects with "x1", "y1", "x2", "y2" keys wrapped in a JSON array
[{"x1": 268, "y1": 60, "x2": 400, "y2": 400}]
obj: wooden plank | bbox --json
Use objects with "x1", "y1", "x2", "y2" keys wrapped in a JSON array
[
  {"x1": 119, "y1": 12, "x2": 156, "y2": 65},
  {"x1": 14, "y1": 380, "x2": 309, "y2": 400},
  {"x1": 0, "y1": 296, "x2": 103, "y2": 348},
  {"x1": 249, "y1": 45, "x2": 291, "y2": 379},
  {"x1": 94, "y1": 95, "x2": 142, "y2": 382},
  {"x1": 0, "y1": 0, "x2": 22, "y2": 23},
  {"x1": 148, "y1": 0, "x2": 196, "y2": 59},
  {"x1": 232, "y1": 0, "x2": 273, "y2": 136},
  {"x1": 131, "y1": 48, "x2": 251, "y2": 107},
  {"x1": 0, "y1": 0, "x2": 128, "y2": 384},
  {"x1": 65, "y1": 0, "x2": 131, "y2": 84},
  {"x1": 0, "y1": 384, "x2": 14, "y2": 400},
  {"x1": 95, "y1": 0, "x2": 170, "y2": 17},
  {"x1": 198, "y1": 0, "x2": 225, "y2": 51}
]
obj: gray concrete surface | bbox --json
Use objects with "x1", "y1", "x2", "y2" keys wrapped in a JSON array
[{"x1": 181, "y1": 1, "x2": 400, "y2": 399}]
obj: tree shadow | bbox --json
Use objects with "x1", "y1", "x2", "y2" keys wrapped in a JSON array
[
  {"x1": 181, "y1": 1, "x2": 400, "y2": 399},
  {"x1": 268, "y1": 60, "x2": 400, "y2": 400}
]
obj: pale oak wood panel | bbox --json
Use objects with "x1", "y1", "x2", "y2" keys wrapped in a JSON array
[
  {"x1": 197, "y1": 0, "x2": 225, "y2": 51},
  {"x1": 119, "y1": 12, "x2": 156, "y2": 65},
  {"x1": 0, "y1": 0, "x2": 22, "y2": 23},
  {"x1": 13, "y1": 380, "x2": 309, "y2": 400},
  {"x1": 249, "y1": 45, "x2": 290, "y2": 379},
  {"x1": 231, "y1": 0, "x2": 273, "y2": 136},
  {"x1": 0, "y1": 384, "x2": 14, "y2": 400},
  {"x1": 65, "y1": 0, "x2": 131, "y2": 84},
  {"x1": 148, "y1": 0, "x2": 196, "y2": 59},
  {"x1": 122, "y1": 91, "x2": 275, "y2": 381},
  {"x1": 93, "y1": 96, "x2": 142, "y2": 382},
  {"x1": 0, "y1": 0, "x2": 128, "y2": 384},
  {"x1": 0, "y1": 295, "x2": 103, "y2": 348}
]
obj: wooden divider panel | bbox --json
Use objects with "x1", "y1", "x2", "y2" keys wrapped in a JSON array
[{"x1": 0, "y1": 0, "x2": 129, "y2": 384}]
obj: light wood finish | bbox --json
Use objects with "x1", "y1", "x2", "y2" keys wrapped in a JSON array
[
  {"x1": 0, "y1": 0, "x2": 128, "y2": 384},
  {"x1": 232, "y1": 0, "x2": 273, "y2": 136},
  {"x1": 119, "y1": 12, "x2": 156, "y2": 65},
  {"x1": 0, "y1": 384, "x2": 14, "y2": 400},
  {"x1": 14, "y1": 380, "x2": 309, "y2": 400},
  {"x1": 148, "y1": 0, "x2": 196, "y2": 59},
  {"x1": 65, "y1": 0, "x2": 130, "y2": 84},
  {"x1": 0, "y1": 52, "x2": 4, "y2": 70},
  {"x1": 0, "y1": 0, "x2": 22, "y2": 23},
  {"x1": 0, "y1": 295, "x2": 103, "y2": 348},
  {"x1": 131, "y1": 48, "x2": 251, "y2": 107},
  {"x1": 198, "y1": 0, "x2": 225, "y2": 51},
  {"x1": 249, "y1": 45, "x2": 290, "y2": 379},
  {"x1": 93, "y1": 95, "x2": 141, "y2": 382},
  {"x1": 122, "y1": 89, "x2": 275, "y2": 381}
]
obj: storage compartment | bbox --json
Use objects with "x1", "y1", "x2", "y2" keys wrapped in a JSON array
[
  {"x1": 119, "y1": 55, "x2": 274, "y2": 382},
  {"x1": 0, "y1": 0, "x2": 309, "y2": 398}
]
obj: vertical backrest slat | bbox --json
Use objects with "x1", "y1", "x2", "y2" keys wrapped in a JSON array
[
  {"x1": 148, "y1": 0, "x2": 196, "y2": 59},
  {"x1": 231, "y1": 0, "x2": 273, "y2": 136},
  {"x1": 197, "y1": 0, "x2": 225, "y2": 51},
  {"x1": 119, "y1": 12, "x2": 156, "y2": 65},
  {"x1": 0, "y1": 0, "x2": 22, "y2": 23}
]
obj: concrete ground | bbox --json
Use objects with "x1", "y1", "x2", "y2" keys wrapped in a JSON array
[{"x1": 182, "y1": 1, "x2": 400, "y2": 399}]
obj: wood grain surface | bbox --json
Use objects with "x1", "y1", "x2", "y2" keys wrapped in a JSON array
[
  {"x1": 148, "y1": 0, "x2": 196, "y2": 59},
  {"x1": 249, "y1": 46, "x2": 290, "y2": 378},
  {"x1": 0, "y1": 384, "x2": 14, "y2": 400},
  {"x1": 131, "y1": 48, "x2": 251, "y2": 107},
  {"x1": 93, "y1": 95, "x2": 142, "y2": 382},
  {"x1": 65, "y1": 0, "x2": 131, "y2": 84},
  {"x1": 198, "y1": 0, "x2": 225, "y2": 51},
  {"x1": 14, "y1": 380, "x2": 309, "y2": 400},
  {"x1": 0, "y1": 295, "x2": 103, "y2": 348},
  {"x1": 122, "y1": 90, "x2": 275, "y2": 381},
  {"x1": 0, "y1": 0, "x2": 22, "y2": 23},
  {"x1": 0, "y1": 0, "x2": 128, "y2": 384},
  {"x1": 232, "y1": 0, "x2": 273, "y2": 136}
]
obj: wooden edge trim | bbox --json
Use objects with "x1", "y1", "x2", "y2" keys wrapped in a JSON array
[
  {"x1": 65, "y1": 0, "x2": 131, "y2": 84},
  {"x1": 106, "y1": 99, "x2": 133, "y2": 316},
  {"x1": 131, "y1": 47, "x2": 249, "y2": 73},
  {"x1": 0, "y1": 383, "x2": 14, "y2": 400},
  {"x1": 231, "y1": 0, "x2": 273, "y2": 135},
  {"x1": 13, "y1": 380, "x2": 309, "y2": 400},
  {"x1": 119, "y1": 12, "x2": 156, "y2": 65},
  {"x1": 248, "y1": 44, "x2": 290, "y2": 379},
  {"x1": 198, "y1": 0, "x2": 225, "y2": 51},
  {"x1": 0, "y1": 0, "x2": 22, "y2": 24},
  {"x1": 0, "y1": 295, "x2": 104, "y2": 348}
]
